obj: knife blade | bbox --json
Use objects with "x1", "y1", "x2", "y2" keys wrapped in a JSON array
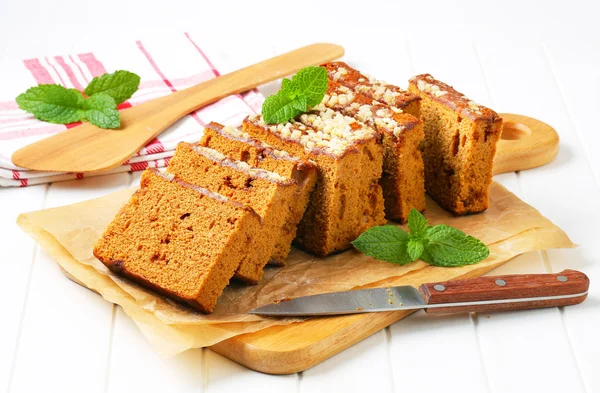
[{"x1": 249, "y1": 269, "x2": 589, "y2": 317}]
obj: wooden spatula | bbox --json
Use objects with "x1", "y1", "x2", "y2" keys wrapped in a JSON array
[{"x1": 11, "y1": 43, "x2": 345, "y2": 173}]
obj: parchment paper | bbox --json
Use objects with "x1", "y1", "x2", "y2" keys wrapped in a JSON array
[{"x1": 17, "y1": 182, "x2": 575, "y2": 356}]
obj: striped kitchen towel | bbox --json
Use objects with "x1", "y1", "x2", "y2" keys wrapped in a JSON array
[{"x1": 0, "y1": 33, "x2": 264, "y2": 187}]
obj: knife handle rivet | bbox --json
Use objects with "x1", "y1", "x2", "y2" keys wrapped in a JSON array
[
  {"x1": 557, "y1": 275, "x2": 568, "y2": 282},
  {"x1": 495, "y1": 279, "x2": 507, "y2": 286},
  {"x1": 433, "y1": 284, "x2": 446, "y2": 292}
]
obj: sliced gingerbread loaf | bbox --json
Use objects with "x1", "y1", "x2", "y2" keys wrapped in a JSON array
[
  {"x1": 324, "y1": 61, "x2": 421, "y2": 118},
  {"x1": 321, "y1": 81, "x2": 425, "y2": 222},
  {"x1": 199, "y1": 122, "x2": 317, "y2": 265},
  {"x1": 93, "y1": 169, "x2": 263, "y2": 313},
  {"x1": 408, "y1": 74, "x2": 503, "y2": 214},
  {"x1": 167, "y1": 143, "x2": 312, "y2": 282},
  {"x1": 243, "y1": 108, "x2": 386, "y2": 256}
]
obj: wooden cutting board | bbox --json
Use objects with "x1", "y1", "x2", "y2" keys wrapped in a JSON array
[{"x1": 209, "y1": 113, "x2": 559, "y2": 374}]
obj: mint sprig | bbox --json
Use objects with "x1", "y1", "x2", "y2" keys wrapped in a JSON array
[
  {"x1": 16, "y1": 85, "x2": 86, "y2": 124},
  {"x1": 84, "y1": 70, "x2": 141, "y2": 105},
  {"x1": 84, "y1": 93, "x2": 120, "y2": 129},
  {"x1": 262, "y1": 66, "x2": 328, "y2": 124},
  {"x1": 16, "y1": 70, "x2": 140, "y2": 129},
  {"x1": 352, "y1": 209, "x2": 489, "y2": 267}
]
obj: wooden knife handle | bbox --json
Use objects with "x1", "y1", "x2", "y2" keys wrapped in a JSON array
[{"x1": 419, "y1": 269, "x2": 589, "y2": 314}]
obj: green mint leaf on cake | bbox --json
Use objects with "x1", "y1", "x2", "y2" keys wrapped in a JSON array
[
  {"x1": 281, "y1": 78, "x2": 298, "y2": 98},
  {"x1": 421, "y1": 225, "x2": 489, "y2": 267},
  {"x1": 351, "y1": 225, "x2": 413, "y2": 265},
  {"x1": 84, "y1": 93, "x2": 121, "y2": 129},
  {"x1": 84, "y1": 70, "x2": 141, "y2": 105},
  {"x1": 352, "y1": 208, "x2": 489, "y2": 267},
  {"x1": 261, "y1": 66, "x2": 329, "y2": 124},
  {"x1": 262, "y1": 91, "x2": 301, "y2": 124},
  {"x1": 16, "y1": 85, "x2": 86, "y2": 124},
  {"x1": 288, "y1": 66, "x2": 328, "y2": 106}
]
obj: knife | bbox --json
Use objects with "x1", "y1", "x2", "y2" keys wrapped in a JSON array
[{"x1": 249, "y1": 270, "x2": 589, "y2": 316}]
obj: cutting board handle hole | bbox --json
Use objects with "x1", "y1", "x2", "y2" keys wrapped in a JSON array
[{"x1": 501, "y1": 121, "x2": 531, "y2": 140}]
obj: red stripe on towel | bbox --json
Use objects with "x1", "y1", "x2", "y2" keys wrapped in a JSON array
[
  {"x1": 54, "y1": 56, "x2": 85, "y2": 90},
  {"x1": 131, "y1": 161, "x2": 149, "y2": 171},
  {"x1": 23, "y1": 59, "x2": 55, "y2": 84},
  {"x1": 78, "y1": 53, "x2": 107, "y2": 77},
  {"x1": 44, "y1": 57, "x2": 67, "y2": 86},
  {"x1": 0, "y1": 124, "x2": 64, "y2": 141},
  {"x1": 184, "y1": 32, "x2": 256, "y2": 114},
  {"x1": 69, "y1": 55, "x2": 90, "y2": 84},
  {"x1": 136, "y1": 40, "x2": 205, "y2": 126},
  {"x1": 185, "y1": 32, "x2": 220, "y2": 77}
]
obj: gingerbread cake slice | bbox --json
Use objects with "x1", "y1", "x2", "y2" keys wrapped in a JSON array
[
  {"x1": 324, "y1": 61, "x2": 421, "y2": 118},
  {"x1": 408, "y1": 74, "x2": 503, "y2": 214},
  {"x1": 322, "y1": 81, "x2": 426, "y2": 222},
  {"x1": 243, "y1": 108, "x2": 386, "y2": 256},
  {"x1": 93, "y1": 169, "x2": 263, "y2": 313},
  {"x1": 199, "y1": 122, "x2": 317, "y2": 265},
  {"x1": 167, "y1": 143, "x2": 312, "y2": 282}
]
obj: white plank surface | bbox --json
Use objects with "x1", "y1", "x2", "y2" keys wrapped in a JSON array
[
  {"x1": 8, "y1": 175, "x2": 130, "y2": 393},
  {"x1": 1, "y1": 1, "x2": 599, "y2": 392}
]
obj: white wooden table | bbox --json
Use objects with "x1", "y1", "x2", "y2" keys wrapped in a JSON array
[{"x1": 1, "y1": 1, "x2": 599, "y2": 392}]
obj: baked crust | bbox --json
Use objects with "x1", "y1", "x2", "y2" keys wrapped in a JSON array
[
  {"x1": 324, "y1": 61, "x2": 421, "y2": 115},
  {"x1": 409, "y1": 74, "x2": 502, "y2": 123}
]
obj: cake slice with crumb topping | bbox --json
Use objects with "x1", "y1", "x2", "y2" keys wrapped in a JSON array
[
  {"x1": 408, "y1": 74, "x2": 503, "y2": 214},
  {"x1": 167, "y1": 143, "x2": 313, "y2": 282},
  {"x1": 93, "y1": 169, "x2": 263, "y2": 313},
  {"x1": 321, "y1": 81, "x2": 425, "y2": 222},
  {"x1": 199, "y1": 122, "x2": 317, "y2": 265},
  {"x1": 243, "y1": 109, "x2": 386, "y2": 256},
  {"x1": 324, "y1": 61, "x2": 421, "y2": 117}
]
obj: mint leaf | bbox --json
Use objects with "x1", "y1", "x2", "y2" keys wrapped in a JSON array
[
  {"x1": 407, "y1": 208, "x2": 427, "y2": 238},
  {"x1": 406, "y1": 238, "x2": 425, "y2": 261},
  {"x1": 281, "y1": 78, "x2": 298, "y2": 99},
  {"x1": 261, "y1": 92, "x2": 301, "y2": 124},
  {"x1": 422, "y1": 225, "x2": 489, "y2": 267},
  {"x1": 291, "y1": 95, "x2": 308, "y2": 112},
  {"x1": 84, "y1": 70, "x2": 140, "y2": 105},
  {"x1": 289, "y1": 66, "x2": 328, "y2": 106},
  {"x1": 16, "y1": 85, "x2": 85, "y2": 124},
  {"x1": 352, "y1": 225, "x2": 412, "y2": 265},
  {"x1": 261, "y1": 66, "x2": 329, "y2": 124},
  {"x1": 84, "y1": 93, "x2": 120, "y2": 129}
]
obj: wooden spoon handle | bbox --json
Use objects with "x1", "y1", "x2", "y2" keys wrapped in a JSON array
[
  {"x1": 11, "y1": 43, "x2": 344, "y2": 173},
  {"x1": 419, "y1": 269, "x2": 589, "y2": 314},
  {"x1": 121, "y1": 43, "x2": 346, "y2": 132}
]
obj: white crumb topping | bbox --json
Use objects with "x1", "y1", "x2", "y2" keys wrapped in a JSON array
[
  {"x1": 267, "y1": 147, "x2": 300, "y2": 161},
  {"x1": 154, "y1": 170, "x2": 230, "y2": 202},
  {"x1": 467, "y1": 100, "x2": 483, "y2": 114},
  {"x1": 355, "y1": 81, "x2": 404, "y2": 106},
  {"x1": 416, "y1": 79, "x2": 448, "y2": 98},
  {"x1": 249, "y1": 109, "x2": 376, "y2": 157},
  {"x1": 322, "y1": 91, "x2": 407, "y2": 138},
  {"x1": 191, "y1": 145, "x2": 290, "y2": 183},
  {"x1": 411, "y1": 75, "x2": 487, "y2": 116},
  {"x1": 331, "y1": 67, "x2": 348, "y2": 81},
  {"x1": 220, "y1": 124, "x2": 253, "y2": 140},
  {"x1": 216, "y1": 124, "x2": 300, "y2": 162}
]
